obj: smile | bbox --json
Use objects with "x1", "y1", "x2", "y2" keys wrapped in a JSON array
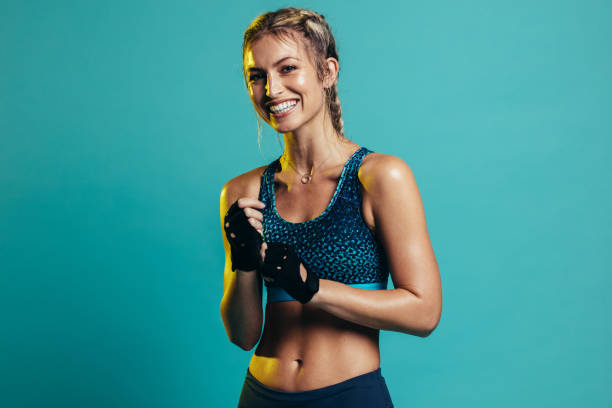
[{"x1": 268, "y1": 100, "x2": 298, "y2": 117}]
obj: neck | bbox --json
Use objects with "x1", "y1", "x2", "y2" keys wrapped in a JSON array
[{"x1": 280, "y1": 115, "x2": 348, "y2": 174}]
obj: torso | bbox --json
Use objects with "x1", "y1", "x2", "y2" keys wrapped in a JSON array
[{"x1": 235, "y1": 141, "x2": 384, "y2": 392}]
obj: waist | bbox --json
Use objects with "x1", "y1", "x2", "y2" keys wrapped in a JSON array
[
  {"x1": 245, "y1": 364, "x2": 383, "y2": 396},
  {"x1": 252, "y1": 303, "x2": 381, "y2": 391},
  {"x1": 249, "y1": 344, "x2": 381, "y2": 392},
  {"x1": 266, "y1": 281, "x2": 388, "y2": 303}
]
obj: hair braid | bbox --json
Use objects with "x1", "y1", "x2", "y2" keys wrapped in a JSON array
[{"x1": 325, "y1": 83, "x2": 344, "y2": 138}]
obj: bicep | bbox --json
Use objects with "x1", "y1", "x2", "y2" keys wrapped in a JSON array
[{"x1": 369, "y1": 157, "x2": 440, "y2": 300}]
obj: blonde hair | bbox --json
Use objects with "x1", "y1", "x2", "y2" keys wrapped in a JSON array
[{"x1": 242, "y1": 7, "x2": 345, "y2": 148}]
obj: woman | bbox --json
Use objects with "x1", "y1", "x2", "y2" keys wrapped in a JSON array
[{"x1": 220, "y1": 7, "x2": 442, "y2": 407}]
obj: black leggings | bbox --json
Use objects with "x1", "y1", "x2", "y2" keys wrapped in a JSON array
[{"x1": 237, "y1": 367, "x2": 394, "y2": 407}]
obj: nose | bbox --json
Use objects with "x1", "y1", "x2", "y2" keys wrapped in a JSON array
[{"x1": 265, "y1": 74, "x2": 283, "y2": 97}]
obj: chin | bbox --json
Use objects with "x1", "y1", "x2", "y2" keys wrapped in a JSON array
[
  {"x1": 272, "y1": 119, "x2": 299, "y2": 133},
  {"x1": 272, "y1": 125, "x2": 294, "y2": 134}
]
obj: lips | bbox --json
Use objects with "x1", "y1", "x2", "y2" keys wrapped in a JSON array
[
  {"x1": 268, "y1": 99, "x2": 299, "y2": 118},
  {"x1": 266, "y1": 98, "x2": 299, "y2": 110}
]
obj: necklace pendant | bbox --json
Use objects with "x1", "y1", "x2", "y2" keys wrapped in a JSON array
[{"x1": 300, "y1": 174, "x2": 311, "y2": 184}]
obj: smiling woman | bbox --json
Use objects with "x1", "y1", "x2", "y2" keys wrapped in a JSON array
[
  {"x1": 220, "y1": 7, "x2": 442, "y2": 408},
  {"x1": 242, "y1": 12, "x2": 344, "y2": 141}
]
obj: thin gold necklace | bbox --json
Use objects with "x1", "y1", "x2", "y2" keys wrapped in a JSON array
[{"x1": 280, "y1": 143, "x2": 340, "y2": 184}]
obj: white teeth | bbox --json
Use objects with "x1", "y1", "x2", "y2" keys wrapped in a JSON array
[{"x1": 269, "y1": 100, "x2": 297, "y2": 113}]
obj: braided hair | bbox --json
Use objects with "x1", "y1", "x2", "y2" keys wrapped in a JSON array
[{"x1": 242, "y1": 7, "x2": 345, "y2": 139}]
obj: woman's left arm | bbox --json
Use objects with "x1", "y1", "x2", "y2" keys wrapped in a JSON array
[{"x1": 309, "y1": 154, "x2": 442, "y2": 337}]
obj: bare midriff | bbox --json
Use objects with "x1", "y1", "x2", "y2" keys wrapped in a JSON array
[
  {"x1": 247, "y1": 143, "x2": 381, "y2": 392},
  {"x1": 248, "y1": 300, "x2": 381, "y2": 392}
]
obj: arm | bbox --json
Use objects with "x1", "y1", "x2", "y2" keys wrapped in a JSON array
[
  {"x1": 219, "y1": 181, "x2": 265, "y2": 350},
  {"x1": 309, "y1": 155, "x2": 442, "y2": 337}
]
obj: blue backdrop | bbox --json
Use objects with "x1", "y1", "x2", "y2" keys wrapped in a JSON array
[{"x1": 1, "y1": 1, "x2": 610, "y2": 407}]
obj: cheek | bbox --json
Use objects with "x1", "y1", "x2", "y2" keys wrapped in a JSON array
[
  {"x1": 294, "y1": 73, "x2": 324, "y2": 106},
  {"x1": 296, "y1": 73, "x2": 307, "y2": 86},
  {"x1": 248, "y1": 84, "x2": 261, "y2": 98},
  {"x1": 252, "y1": 100, "x2": 267, "y2": 117},
  {"x1": 249, "y1": 87, "x2": 268, "y2": 112}
]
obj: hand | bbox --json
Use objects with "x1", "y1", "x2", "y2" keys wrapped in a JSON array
[
  {"x1": 259, "y1": 242, "x2": 319, "y2": 304},
  {"x1": 259, "y1": 242, "x2": 308, "y2": 283},
  {"x1": 223, "y1": 198, "x2": 265, "y2": 272}
]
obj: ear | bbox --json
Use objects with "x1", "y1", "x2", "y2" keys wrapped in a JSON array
[{"x1": 323, "y1": 57, "x2": 339, "y2": 88}]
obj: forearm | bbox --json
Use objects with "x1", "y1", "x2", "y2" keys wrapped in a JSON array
[
  {"x1": 220, "y1": 269, "x2": 263, "y2": 350},
  {"x1": 309, "y1": 279, "x2": 437, "y2": 337}
]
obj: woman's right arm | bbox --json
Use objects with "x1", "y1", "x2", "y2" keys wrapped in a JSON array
[{"x1": 219, "y1": 180, "x2": 266, "y2": 351}]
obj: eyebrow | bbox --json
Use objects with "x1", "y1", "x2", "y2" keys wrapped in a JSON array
[{"x1": 247, "y1": 56, "x2": 300, "y2": 72}]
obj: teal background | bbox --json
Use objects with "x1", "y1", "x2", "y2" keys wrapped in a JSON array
[{"x1": 1, "y1": 0, "x2": 610, "y2": 407}]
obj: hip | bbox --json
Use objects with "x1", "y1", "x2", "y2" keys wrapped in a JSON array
[{"x1": 237, "y1": 366, "x2": 394, "y2": 408}]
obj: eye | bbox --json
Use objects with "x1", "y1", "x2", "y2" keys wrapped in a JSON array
[
  {"x1": 248, "y1": 65, "x2": 295, "y2": 82},
  {"x1": 249, "y1": 72, "x2": 264, "y2": 82}
]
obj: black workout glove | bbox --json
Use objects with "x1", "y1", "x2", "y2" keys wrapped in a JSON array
[
  {"x1": 223, "y1": 200, "x2": 263, "y2": 272},
  {"x1": 260, "y1": 242, "x2": 319, "y2": 304}
]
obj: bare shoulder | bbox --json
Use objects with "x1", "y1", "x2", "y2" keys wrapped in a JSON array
[
  {"x1": 357, "y1": 151, "x2": 418, "y2": 233},
  {"x1": 358, "y1": 151, "x2": 416, "y2": 193},
  {"x1": 220, "y1": 164, "x2": 269, "y2": 210}
]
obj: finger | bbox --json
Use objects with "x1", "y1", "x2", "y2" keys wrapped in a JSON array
[
  {"x1": 248, "y1": 218, "x2": 263, "y2": 231},
  {"x1": 243, "y1": 207, "x2": 264, "y2": 221},
  {"x1": 246, "y1": 218, "x2": 256, "y2": 229},
  {"x1": 237, "y1": 197, "x2": 266, "y2": 210},
  {"x1": 248, "y1": 218, "x2": 263, "y2": 237}
]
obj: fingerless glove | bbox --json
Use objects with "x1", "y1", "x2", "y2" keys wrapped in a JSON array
[
  {"x1": 223, "y1": 200, "x2": 263, "y2": 272},
  {"x1": 260, "y1": 242, "x2": 319, "y2": 304}
]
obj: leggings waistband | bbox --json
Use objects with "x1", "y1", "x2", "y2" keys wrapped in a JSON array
[{"x1": 244, "y1": 367, "x2": 384, "y2": 402}]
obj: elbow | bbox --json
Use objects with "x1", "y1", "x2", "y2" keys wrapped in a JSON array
[
  {"x1": 419, "y1": 320, "x2": 438, "y2": 338},
  {"x1": 230, "y1": 336, "x2": 258, "y2": 351},
  {"x1": 399, "y1": 294, "x2": 441, "y2": 338},
  {"x1": 410, "y1": 323, "x2": 435, "y2": 338},
  {"x1": 392, "y1": 287, "x2": 441, "y2": 337},
  {"x1": 421, "y1": 302, "x2": 442, "y2": 337}
]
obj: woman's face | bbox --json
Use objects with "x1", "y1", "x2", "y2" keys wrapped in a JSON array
[{"x1": 243, "y1": 33, "x2": 327, "y2": 133}]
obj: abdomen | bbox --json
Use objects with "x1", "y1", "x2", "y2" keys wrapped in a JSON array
[{"x1": 248, "y1": 302, "x2": 381, "y2": 392}]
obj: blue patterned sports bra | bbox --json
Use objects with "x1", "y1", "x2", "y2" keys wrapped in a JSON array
[{"x1": 258, "y1": 146, "x2": 390, "y2": 303}]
